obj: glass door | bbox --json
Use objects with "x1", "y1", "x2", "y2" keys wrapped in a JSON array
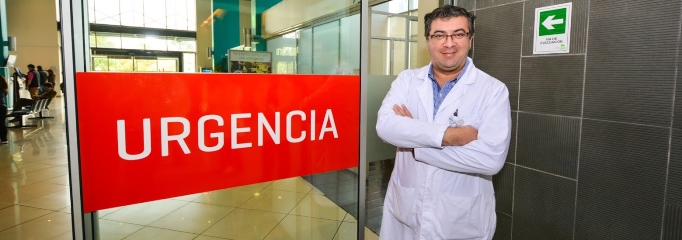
[{"x1": 61, "y1": 0, "x2": 369, "y2": 239}]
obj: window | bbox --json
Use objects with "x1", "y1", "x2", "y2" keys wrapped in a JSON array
[
  {"x1": 92, "y1": 55, "x2": 109, "y2": 71},
  {"x1": 144, "y1": 0, "x2": 167, "y2": 29},
  {"x1": 108, "y1": 57, "x2": 134, "y2": 72},
  {"x1": 120, "y1": 0, "x2": 144, "y2": 27},
  {"x1": 121, "y1": 34, "x2": 145, "y2": 50},
  {"x1": 95, "y1": 32, "x2": 122, "y2": 49},
  {"x1": 370, "y1": 0, "x2": 419, "y2": 75},
  {"x1": 267, "y1": 14, "x2": 361, "y2": 75},
  {"x1": 135, "y1": 58, "x2": 159, "y2": 72},
  {"x1": 89, "y1": 32, "x2": 97, "y2": 48},
  {"x1": 183, "y1": 53, "x2": 196, "y2": 72},
  {"x1": 91, "y1": 32, "x2": 196, "y2": 53},
  {"x1": 145, "y1": 36, "x2": 168, "y2": 51},
  {"x1": 167, "y1": 37, "x2": 196, "y2": 52},
  {"x1": 158, "y1": 58, "x2": 179, "y2": 72},
  {"x1": 94, "y1": 0, "x2": 120, "y2": 25},
  {"x1": 89, "y1": 0, "x2": 196, "y2": 31},
  {"x1": 92, "y1": 56, "x2": 182, "y2": 72}
]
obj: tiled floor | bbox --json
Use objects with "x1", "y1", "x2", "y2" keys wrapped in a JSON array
[{"x1": 0, "y1": 98, "x2": 380, "y2": 240}]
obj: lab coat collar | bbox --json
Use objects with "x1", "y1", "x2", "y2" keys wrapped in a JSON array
[
  {"x1": 415, "y1": 58, "x2": 476, "y2": 85},
  {"x1": 415, "y1": 58, "x2": 477, "y2": 123}
]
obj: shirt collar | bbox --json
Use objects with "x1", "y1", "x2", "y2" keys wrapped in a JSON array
[{"x1": 428, "y1": 59, "x2": 470, "y2": 83}]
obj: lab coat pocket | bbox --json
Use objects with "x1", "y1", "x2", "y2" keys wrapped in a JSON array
[
  {"x1": 434, "y1": 193, "x2": 488, "y2": 239},
  {"x1": 387, "y1": 181, "x2": 420, "y2": 229}
]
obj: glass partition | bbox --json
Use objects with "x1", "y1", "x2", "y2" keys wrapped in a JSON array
[
  {"x1": 69, "y1": 0, "x2": 367, "y2": 239},
  {"x1": 267, "y1": 34, "x2": 297, "y2": 74},
  {"x1": 0, "y1": 0, "x2": 476, "y2": 239},
  {"x1": 298, "y1": 28, "x2": 313, "y2": 74},
  {"x1": 370, "y1": 0, "x2": 418, "y2": 75},
  {"x1": 340, "y1": 14, "x2": 361, "y2": 75},
  {"x1": 312, "y1": 21, "x2": 340, "y2": 74}
]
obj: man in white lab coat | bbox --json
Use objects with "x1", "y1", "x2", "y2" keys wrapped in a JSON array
[{"x1": 376, "y1": 5, "x2": 511, "y2": 240}]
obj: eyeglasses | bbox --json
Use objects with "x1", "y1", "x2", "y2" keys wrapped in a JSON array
[{"x1": 429, "y1": 32, "x2": 471, "y2": 41}]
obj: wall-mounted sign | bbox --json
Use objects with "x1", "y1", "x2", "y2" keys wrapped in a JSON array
[
  {"x1": 76, "y1": 73, "x2": 359, "y2": 212},
  {"x1": 533, "y1": 2, "x2": 572, "y2": 54},
  {"x1": 228, "y1": 50, "x2": 272, "y2": 73}
]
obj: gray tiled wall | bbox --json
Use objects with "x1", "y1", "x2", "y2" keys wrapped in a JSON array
[
  {"x1": 519, "y1": 55, "x2": 584, "y2": 116},
  {"x1": 664, "y1": 203, "x2": 682, "y2": 240},
  {"x1": 493, "y1": 163, "x2": 514, "y2": 215},
  {"x1": 516, "y1": 113, "x2": 579, "y2": 178},
  {"x1": 507, "y1": 113, "x2": 517, "y2": 163},
  {"x1": 472, "y1": 2, "x2": 523, "y2": 111},
  {"x1": 584, "y1": 1, "x2": 678, "y2": 127},
  {"x1": 458, "y1": 0, "x2": 682, "y2": 239},
  {"x1": 493, "y1": 213, "x2": 512, "y2": 240},
  {"x1": 670, "y1": 130, "x2": 682, "y2": 207},
  {"x1": 576, "y1": 120, "x2": 668, "y2": 239},
  {"x1": 666, "y1": 130, "x2": 682, "y2": 239},
  {"x1": 475, "y1": 0, "x2": 522, "y2": 9},
  {"x1": 513, "y1": 167, "x2": 575, "y2": 240},
  {"x1": 676, "y1": 67, "x2": 682, "y2": 129}
]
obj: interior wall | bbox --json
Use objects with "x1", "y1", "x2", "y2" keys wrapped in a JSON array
[
  {"x1": 6, "y1": 0, "x2": 61, "y2": 94},
  {"x1": 415, "y1": 0, "x2": 438, "y2": 67},
  {"x1": 196, "y1": 0, "x2": 213, "y2": 71},
  {"x1": 457, "y1": 0, "x2": 682, "y2": 239}
]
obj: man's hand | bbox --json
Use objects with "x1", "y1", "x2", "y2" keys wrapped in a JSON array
[
  {"x1": 392, "y1": 104, "x2": 413, "y2": 118},
  {"x1": 392, "y1": 104, "x2": 477, "y2": 146},
  {"x1": 442, "y1": 126, "x2": 478, "y2": 146}
]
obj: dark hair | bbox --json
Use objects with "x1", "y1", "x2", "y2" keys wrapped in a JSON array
[
  {"x1": 27, "y1": 64, "x2": 35, "y2": 68},
  {"x1": 424, "y1": 5, "x2": 476, "y2": 38},
  {"x1": 37, "y1": 65, "x2": 43, "y2": 70},
  {"x1": 43, "y1": 82, "x2": 53, "y2": 88}
]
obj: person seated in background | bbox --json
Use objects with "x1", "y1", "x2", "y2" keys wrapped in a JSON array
[{"x1": 8, "y1": 82, "x2": 56, "y2": 122}]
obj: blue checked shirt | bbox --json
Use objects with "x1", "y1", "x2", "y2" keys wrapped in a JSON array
[{"x1": 428, "y1": 59, "x2": 469, "y2": 118}]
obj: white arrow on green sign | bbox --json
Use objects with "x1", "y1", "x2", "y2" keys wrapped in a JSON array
[
  {"x1": 539, "y1": 8, "x2": 567, "y2": 35},
  {"x1": 534, "y1": 2, "x2": 572, "y2": 54}
]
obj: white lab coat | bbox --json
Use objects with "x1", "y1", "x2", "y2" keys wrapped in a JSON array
[{"x1": 376, "y1": 58, "x2": 511, "y2": 240}]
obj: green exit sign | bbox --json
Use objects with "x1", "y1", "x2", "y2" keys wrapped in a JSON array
[
  {"x1": 539, "y1": 8, "x2": 567, "y2": 36},
  {"x1": 534, "y1": 2, "x2": 572, "y2": 54}
]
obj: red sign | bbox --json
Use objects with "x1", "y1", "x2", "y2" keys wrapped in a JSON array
[{"x1": 76, "y1": 73, "x2": 360, "y2": 213}]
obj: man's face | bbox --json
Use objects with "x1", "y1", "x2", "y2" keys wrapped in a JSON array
[{"x1": 426, "y1": 16, "x2": 472, "y2": 75}]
